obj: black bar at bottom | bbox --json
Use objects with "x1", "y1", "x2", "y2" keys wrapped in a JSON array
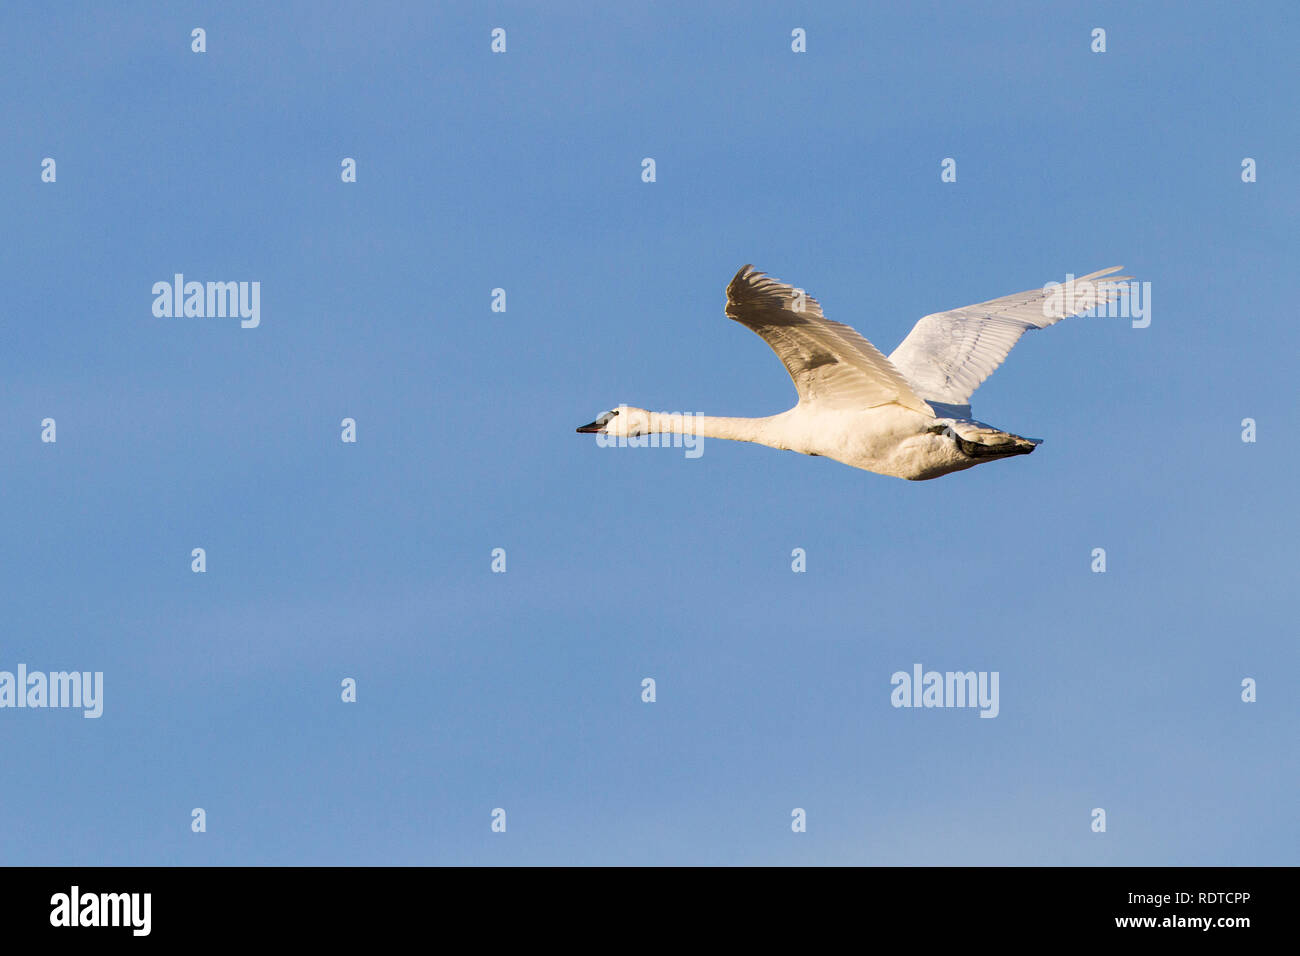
[{"x1": 0, "y1": 866, "x2": 1280, "y2": 942}]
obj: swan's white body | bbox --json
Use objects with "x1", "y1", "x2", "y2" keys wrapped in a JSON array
[{"x1": 578, "y1": 265, "x2": 1132, "y2": 481}]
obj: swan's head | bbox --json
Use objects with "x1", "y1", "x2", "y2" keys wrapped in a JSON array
[{"x1": 575, "y1": 406, "x2": 649, "y2": 437}]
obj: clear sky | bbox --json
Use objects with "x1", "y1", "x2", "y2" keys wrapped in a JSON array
[{"x1": 3, "y1": 1, "x2": 1296, "y2": 865}]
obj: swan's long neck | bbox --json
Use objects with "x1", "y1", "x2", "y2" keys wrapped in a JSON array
[{"x1": 643, "y1": 411, "x2": 780, "y2": 446}]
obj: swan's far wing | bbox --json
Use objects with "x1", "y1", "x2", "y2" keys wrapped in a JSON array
[
  {"x1": 888, "y1": 267, "x2": 1133, "y2": 406},
  {"x1": 724, "y1": 266, "x2": 933, "y2": 415}
]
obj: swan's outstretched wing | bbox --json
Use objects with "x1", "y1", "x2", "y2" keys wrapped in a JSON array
[
  {"x1": 887, "y1": 267, "x2": 1133, "y2": 406},
  {"x1": 725, "y1": 265, "x2": 933, "y2": 415}
]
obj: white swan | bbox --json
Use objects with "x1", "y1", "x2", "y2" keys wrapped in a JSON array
[{"x1": 577, "y1": 264, "x2": 1132, "y2": 480}]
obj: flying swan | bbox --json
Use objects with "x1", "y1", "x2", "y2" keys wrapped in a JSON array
[{"x1": 577, "y1": 265, "x2": 1132, "y2": 480}]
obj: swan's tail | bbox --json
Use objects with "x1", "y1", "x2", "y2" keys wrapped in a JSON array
[{"x1": 929, "y1": 420, "x2": 1042, "y2": 459}]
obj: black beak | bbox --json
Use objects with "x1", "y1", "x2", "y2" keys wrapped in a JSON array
[{"x1": 576, "y1": 420, "x2": 604, "y2": 434}]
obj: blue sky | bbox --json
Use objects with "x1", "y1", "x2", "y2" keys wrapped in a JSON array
[{"x1": 2, "y1": 0, "x2": 1296, "y2": 865}]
